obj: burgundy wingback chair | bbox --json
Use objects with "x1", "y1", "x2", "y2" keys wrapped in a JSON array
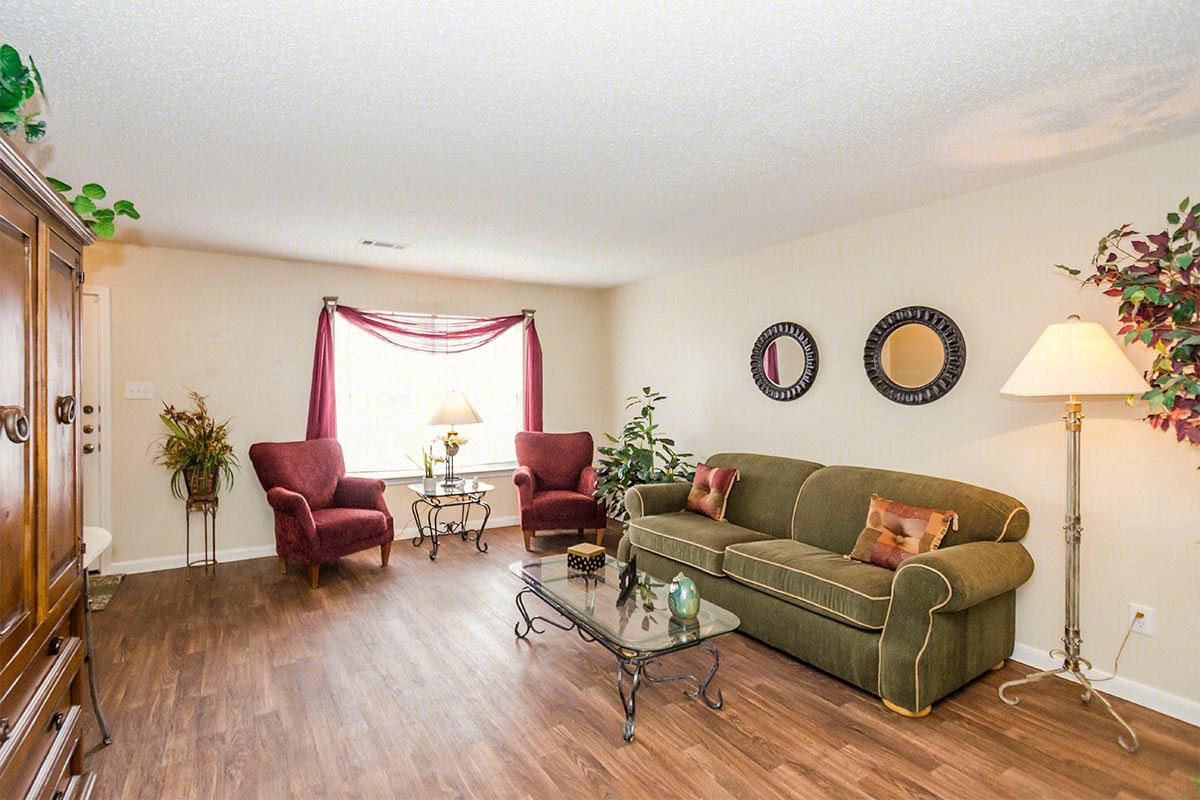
[
  {"x1": 248, "y1": 438, "x2": 394, "y2": 588},
  {"x1": 513, "y1": 431, "x2": 607, "y2": 551}
]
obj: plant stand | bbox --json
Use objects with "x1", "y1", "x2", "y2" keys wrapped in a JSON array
[{"x1": 185, "y1": 496, "x2": 218, "y2": 575}]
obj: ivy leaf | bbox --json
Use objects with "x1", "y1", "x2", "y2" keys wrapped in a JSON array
[
  {"x1": 72, "y1": 194, "x2": 96, "y2": 215},
  {"x1": 45, "y1": 176, "x2": 70, "y2": 192},
  {"x1": 1180, "y1": 197, "x2": 1191, "y2": 213},
  {"x1": 113, "y1": 200, "x2": 140, "y2": 219},
  {"x1": 80, "y1": 183, "x2": 106, "y2": 200},
  {"x1": 92, "y1": 207, "x2": 114, "y2": 220},
  {"x1": 88, "y1": 218, "x2": 115, "y2": 239},
  {"x1": 0, "y1": 46, "x2": 21, "y2": 80},
  {"x1": 1168, "y1": 212, "x2": 1181, "y2": 225},
  {"x1": 27, "y1": 56, "x2": 43, "y2": 97}
]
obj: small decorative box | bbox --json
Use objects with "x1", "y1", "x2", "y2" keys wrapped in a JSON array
[{"x1": 567, "y1": 542, "x2": 606, "y2": 573}]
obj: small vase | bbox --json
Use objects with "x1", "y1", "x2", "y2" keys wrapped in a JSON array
[
  {"x1": 422, "y1": 477, "x2": 437, "y2": 493},
  {"x1": 668, "y1": 572, "x2": 700, "y2": 620}
]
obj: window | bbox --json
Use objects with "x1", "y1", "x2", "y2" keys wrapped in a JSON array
[{"x1": 334, "y1": 314, "x2": 523, "y2": 477}]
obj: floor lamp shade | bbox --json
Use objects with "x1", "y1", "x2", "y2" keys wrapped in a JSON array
[
  {"x1": 1001, "y1": 317, "x2": 1149, "y2": 397},
  {"x1": 996, "y1": 315, "x2": 1148, "y2": 753}
]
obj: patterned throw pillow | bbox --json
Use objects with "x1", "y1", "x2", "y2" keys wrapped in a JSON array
[
  {"x1": 847, "y1": 494, "x2": 958, "y2": 570},
  {"x1": 685, "y1": 463, "x2": 740, "y2": 522}
]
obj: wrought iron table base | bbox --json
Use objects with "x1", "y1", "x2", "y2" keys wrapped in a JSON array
[
  {"x1": 411, "y1": 494, "x2": 490, "y2": 561},
  {"x1": 514, "y1": 587, "x2": 724, "y2": 742}
]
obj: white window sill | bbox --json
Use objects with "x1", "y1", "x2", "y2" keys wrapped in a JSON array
[{"x1": 349, "y1": 462, "x2": 519, "y2": 487}]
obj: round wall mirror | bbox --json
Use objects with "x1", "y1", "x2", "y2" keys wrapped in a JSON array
[
  {"x1": 751, "y1": 322, "x2": 819, "y2": 401},
  {"x1": 864, "y1": 307, "x2": 965, "y2": 404}
]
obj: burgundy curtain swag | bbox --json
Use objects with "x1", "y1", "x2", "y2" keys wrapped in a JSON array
[{"x1": 305, "y1": 305, "x2": 543, "y2": 439}]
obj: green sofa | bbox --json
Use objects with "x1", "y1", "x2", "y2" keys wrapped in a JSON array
[{"x1": 615, "y1": 453, "x2": 1033, "y2": 716}]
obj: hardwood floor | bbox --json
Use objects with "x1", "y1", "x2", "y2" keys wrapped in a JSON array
[{"x1": 81, "y1": 526, "x2": 1197, "y2": 799}]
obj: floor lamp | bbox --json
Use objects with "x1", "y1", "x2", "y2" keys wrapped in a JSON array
[{"x1": 998, "y1": 315, "x2": 1150, "y2": 752}]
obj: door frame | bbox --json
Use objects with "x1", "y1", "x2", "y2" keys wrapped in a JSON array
[{"x1": 81, "y1": 284, "x2": 113, "y2": 534}]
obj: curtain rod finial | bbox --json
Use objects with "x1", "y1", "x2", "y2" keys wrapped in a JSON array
[
  {"x1": 323, "y1": 296, "x2": 338, "y2": 314},
  {"x1": 522, "y1": 308, "x2": 535, "y2": 316}
]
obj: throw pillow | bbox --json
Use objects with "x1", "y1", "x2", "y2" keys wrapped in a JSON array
[
  {"x1": 685, "y1": 462, "x2": 740, "y2": 521},
  {"x1": 847, "y1": 494, "x2": 958, "y2": 570}
]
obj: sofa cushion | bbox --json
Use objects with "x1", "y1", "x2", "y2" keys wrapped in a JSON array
[
  {"x1": 629, "y1": 512, "x2": 771, "y2": 576},
  {"x1": 791, "y1": 465, "x2": 1030, "y2": 553},
  {"x1": 723, "y1": 539, "x2": 894, "y2": 630},
  {"x1": 312, "y1": 507, "x2": 388, "y2": 547},
  {"x1": 705, "y1": 453, "x2": 824, "y2": 539}
]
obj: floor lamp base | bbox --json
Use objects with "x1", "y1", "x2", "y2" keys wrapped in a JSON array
[{"x1": 998, "y1": 651, "x2": 1139, "y2": 753}]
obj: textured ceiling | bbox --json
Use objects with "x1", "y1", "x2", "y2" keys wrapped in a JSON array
[{"x1": 4, "y1": 1, "x2": 1199, "y2": 287}]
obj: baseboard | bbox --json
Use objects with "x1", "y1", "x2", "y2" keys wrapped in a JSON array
[
  {"x1": 110, "y1": 544, "x2": 278, "y2": 575},
  {"x1": 109, "y1": 516, "x2": 524, "y2": 574},
  {"x1": 1011, "y1": 643, "x2": 1200, "y2": 727}
]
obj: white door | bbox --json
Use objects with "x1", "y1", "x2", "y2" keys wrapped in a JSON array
[{"x1": 80, "y1": 287, "x2": 111, "y2": 533}]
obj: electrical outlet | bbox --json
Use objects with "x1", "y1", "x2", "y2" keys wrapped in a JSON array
[
  {"x1": 1129, "y1": 604, "x2": 1154, "y2": 636},
  {"x1": 124, "y1": 381, "x2": 154, "y2": 400}
]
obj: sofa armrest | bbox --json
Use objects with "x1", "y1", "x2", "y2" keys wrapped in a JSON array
[
  {"x1": 891, "y1": 541, "x2": 1035, "y2": 614},
  {"x1": 624, "y1": 482, "x2": 691, "y2": 520},
  {"x1": 879, "y1": 540, "x2": 1034, "y2": 713},
  {"x1": 334, "y1": 476, "x2": 390, "y2": 516},
  {"x1": 266, "y1": 487, "x2": 317, "y2": 537},
  {"x1": 512, "y1": 466, "x2": 537, "y2": 511}
]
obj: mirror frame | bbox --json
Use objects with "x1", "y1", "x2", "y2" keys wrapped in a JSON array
[
  {"x1": 863, "y1": 306, "x2": 966, "y2": 405},
  {"x1": 750, "y1": 321, "x2": 819, "y2": 401}
]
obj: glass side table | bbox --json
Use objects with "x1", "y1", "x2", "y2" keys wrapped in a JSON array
[{"x1": 408, "y1": 481, "x2": 493, "y2": 561}]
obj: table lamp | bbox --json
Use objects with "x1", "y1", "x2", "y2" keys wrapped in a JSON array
[
  {"x1": 998, "y1": 315, "x2": 1150, "y2": 752},
  {"x1": 429, "y1": 391, "x2": 482, "y2": 486}
]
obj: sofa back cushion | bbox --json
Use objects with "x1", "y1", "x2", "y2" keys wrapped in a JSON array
[
  {"x1": 705, "y1": 453, "x2": 824, "y2": 539},
  {"x1": 248, "y1": 438, "x2": 345, "y2": 511},
  {"x1": 791, "y1": 465, "x2": 1029, "y2": 553}
]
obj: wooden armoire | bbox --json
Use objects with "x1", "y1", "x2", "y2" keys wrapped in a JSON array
[{"x1": 0, "y1": 136, "x2": 96, "y2": 797}]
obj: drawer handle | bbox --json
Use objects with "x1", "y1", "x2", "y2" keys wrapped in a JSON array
[
  {"x1": 48, "y1": 636, "x2": 64, "y2": 656},
  {"x1": 51, "y1": 712, "x2": 65, "y2": 732},
  {"x1": 56, "y1": 395, "x2": 77, "y2": 425},
  {"x1": 1, "y1": 406, "x2": 30, "y2": 444}
]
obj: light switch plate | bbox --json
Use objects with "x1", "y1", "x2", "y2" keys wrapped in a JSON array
[{"x1": 124, "y1": 381, "x2": 154, "y2": 400}]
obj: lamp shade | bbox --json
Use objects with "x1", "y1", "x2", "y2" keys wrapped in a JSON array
[
  {"x1": 429, "y1": 391, "x2": 483, "y2": 426},
  {"x1": 1001, "y1": 316, "x2": 1150, "y2": 397}
]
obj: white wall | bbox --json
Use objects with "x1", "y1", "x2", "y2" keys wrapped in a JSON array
[
  {"x1": 84, "y1": 243, "x2": 609, "y2": 570},
  {"x1": 604, "y1": 134, "x2": 1200, "y2": 717}
]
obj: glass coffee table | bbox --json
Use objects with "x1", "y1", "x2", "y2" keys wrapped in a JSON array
[{"x1": 510, "y1": 555, "x2": 740, "y2": 741}]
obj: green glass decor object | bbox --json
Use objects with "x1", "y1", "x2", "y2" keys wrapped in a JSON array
[{"x1": 668, "y1": 572, "x2": 700, "y2": 620}]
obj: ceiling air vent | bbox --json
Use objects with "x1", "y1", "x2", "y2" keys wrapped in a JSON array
[{"x1": 357, "y1": 239, "x2": 406, "y2": 250}]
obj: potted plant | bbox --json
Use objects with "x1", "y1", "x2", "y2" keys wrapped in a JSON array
[
  {"x1": 594, "y1": 386, "x2": 695, "y2": 522},
  {"x1": 154, "y1": 391, "x2": 238, "y2": 500},
  {"x1": 411, "y1": 444, "x2": 442, "y2": 493}
]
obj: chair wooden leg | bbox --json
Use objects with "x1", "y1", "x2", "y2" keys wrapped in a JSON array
[
  {"x1": 523, "y1": 529, "x2": 534, "y2": 551},
  {"x1": 990, "y1": 660, "x2": 1006, "y2": 671},
  {"x1": 577, "y1": 528, "x2": 584, "y2": 536},
  {"x1": 278, "y1": 557, "x2": 287, "y2": 575},
  {"x1": 595, "y1": 528, "x2": 605, "y2": 546},
  {"x1": 308, "y1": 564, "x2": 320, "y2": 589},
  {"x1": 381, "y1": 540, "x2": 392, "y2": 567}
]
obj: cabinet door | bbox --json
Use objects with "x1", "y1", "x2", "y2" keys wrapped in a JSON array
[
  {"x1": 0, "y1": 187, "x2": 36, "y2": 668},
  {"x1": 43, "y1": 234, "x2": 80, "y2": 610}
]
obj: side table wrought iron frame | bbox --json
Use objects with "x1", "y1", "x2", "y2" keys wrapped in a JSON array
[{"x1": 410, "y1": 487, "x2": 491, "y2": 561}]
